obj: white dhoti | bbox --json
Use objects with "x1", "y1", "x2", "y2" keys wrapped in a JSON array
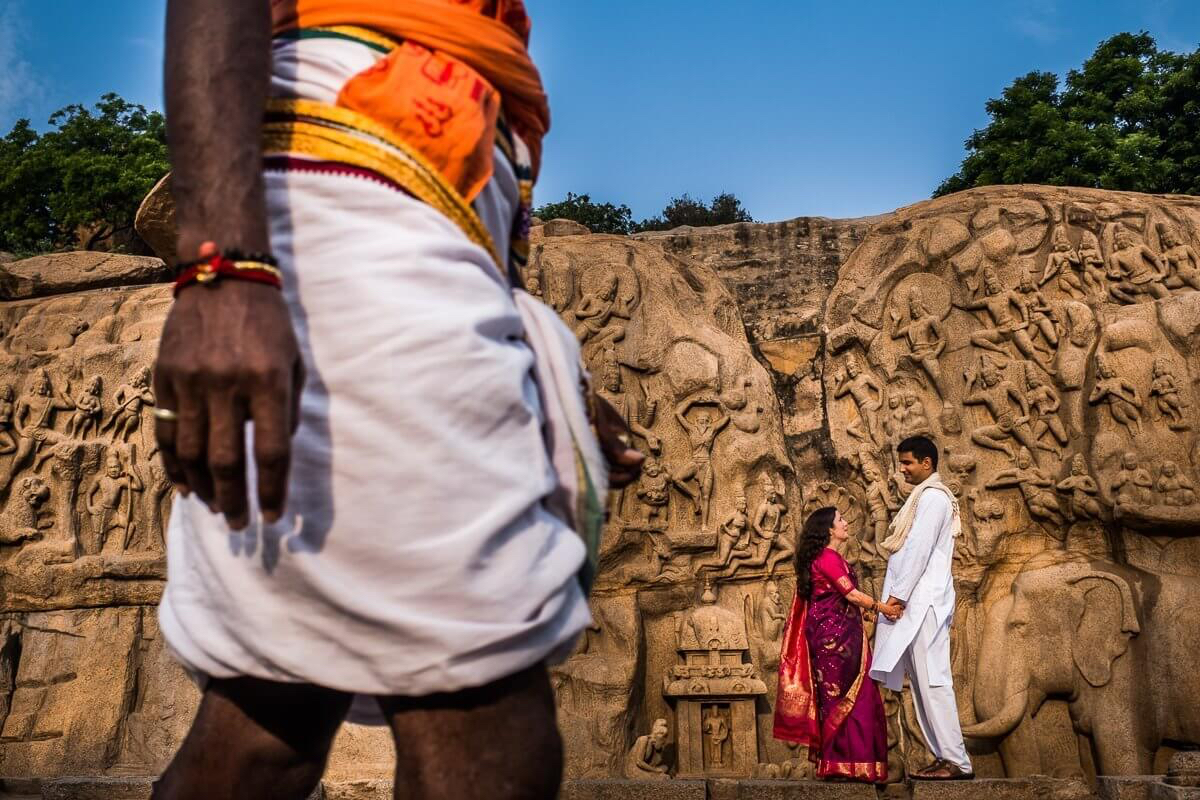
[
  {"x1": 158, "y1": 37, "x2": 593, "y2": 721},
  {"x1": 897, "y1": 609, "x2": 972, "y2": 773}
]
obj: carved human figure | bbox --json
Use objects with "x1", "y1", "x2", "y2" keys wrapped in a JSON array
[
  {"x1": 66, "y1": 375, "x2": 103, "y2": 439},
  {"x1": 759, "y1": 580, "x2": 786, "y2": 642},
  {"x1": 636, "y1": 456, "x2": 674, "y2": 528},
  {"x1": 147, "y1": 461, "x2": 175, "y2": 551},
  {"x1": 962, "y1": 268, "x2": 1054, "y2": 373},
  {"x1": 1025, "y1": 371, "x2": 1068, "y2": 449},
  {"x1": 673, "y1": 396, "x2": 731, "y2": 529},
  {"x1": 861, "y1": 460, "x2": 893, "y2": 557},
  {"x1": 1159, "y1": 226, "x2": 1200, "y2": 290},
  {"x1": 1076, "y1": 229, "x2": 1108, "y2": 296},
  {"x1": 85, "y1": 447, "x2": 145, "y2": 554},
  {"x1": 101, "y1": 367, "x2": 156, "y2": 445},
  {"x1": 1156, "y1": 461, "x2": 1196, "y2": 507},
  {"x1": 0, "y1": 475, "x2": 53, "y2": 544},
  {"x1": 1106, "y1": 227, "x2": 1170, "y2": 303},
  {"x1": 33, "y1": 441, "x2": 84, "y2": 559},
  {"x1": 834, "y1": 357, "x2": 883, "y2": 441},
  {"x1": 1056, "y1": 454, "x2": 1102, "y2": 521},
  {"x1": 1150, "y1": 357, "x2": 1190, "y2": 431},
  {"x1": 717, "y1": 485, "x2": 791, "y2": 577},
  {"x1": 963, "y1": 358, "x2": 1043, "y2": 461},
  {"x1": 702, "y1": 707, "x2": 729, "y2": 768},
  {"x1": 1040, "y1": 226, "x2": 1086, "y2": 299},
  {"x1": 901, "y1": 391, "x2": 933, "y2": 438},
  {"x1": 695, "y1": 497, "x2": 750, "y2": 573},
  {"x1": 882, "y1": 392, "x2": 906, "y2": 444},
  {"x1": 1017, "y1": 271, "x2": 1059, "y2": 350},
  {"x1": 2, "y1": 369, "x2": 73, "y2": 489},
  {"x1": 1088, "y1": 354, "x2": 1143, "y2": 436},
  {"x1": 525, "y1": 269, "x2": 543, "y2": 299},
  {"x1": 890, "y1": 292, "x2": 949, "y2": 399},
  {"x1": 1112, "y1": 451, "x2": 1154, "y2": 508},
  {"x1": 572, "y1": 271, "x2": 633, "y2": 355},
  {"x1": 625, "y1": 718, "x2": 671, "y2": 780},
  {"x1": 597, "y1": 349, "x2": 659, "y2": 453},
  {"x1": 0, "y1": 384, "x2": 15, "y2": 455},
  {"x1": 984, "y1": 447, "x2": 1065, "y2": 527}
]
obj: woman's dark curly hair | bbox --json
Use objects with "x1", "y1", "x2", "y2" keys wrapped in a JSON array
[{"x1": 794, "y1": 506, "x2": 837, "y2": 599}]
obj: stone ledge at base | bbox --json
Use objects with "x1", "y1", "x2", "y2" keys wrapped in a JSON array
[
  {"x1": 911, "y1": 776, "x2": 1097, "y2": 800},
  {"x1": 706, "y1": 778, "x2": 877, "y2": 799},
  {"x1": 558, "y1": 779, "x2": 707, "y2": 799}
]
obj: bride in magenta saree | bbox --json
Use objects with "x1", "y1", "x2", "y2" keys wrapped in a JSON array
[{"x1": 773, "y1": 507, "x2": 889, "y2": 783}]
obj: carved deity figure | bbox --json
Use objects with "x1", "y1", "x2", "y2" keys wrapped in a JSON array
[
  {"x1": 66, "y1": 375, "x2": 103, "y2": 439},
  {"x1": 963, "y1": 358, "x2": 1043, "y2": 462},
  {"x1": 1159, "y1": 226, "x2": 1200, "y2": 291},
  {"x1": 881, "y1": 393, "x2": 906, "y2": 445},
  {"x1": 1017, "y1": 271, "x2": 1059, "y2": 351},
  {"x1": 703, "y1": 707, "x2": 730, "y2": 768},
  {"x1": 85, "y1": 447, "x2": 144, "y2": 554},
  {"x1": 1156, "y1": 461, "x2": 1197, "y2": 507},
  {"x1": 1107, "y1": 227, "x2": 1170, "y2": 304},
  {"x1": 984, "y1": 447, "x2": 1064, "y2": 527},
  {"x1": 1025, "y1": 371, "x2": 1068, "y2": 449},
  {"x1": 1078, "y1": 229, "x2": 1108, "y2": 296},
  {"x1": 1040, "y1": 226, "x2": 1086, "y2": 299},
  {"x1": 1112, "y1": 451, "x2": 1154, "y2": 508},
  {"x1": 1150, "y1": 357, "x2": 1190, "y2": 431},
  {"x1": 834, "y1": 357, "x2": 883, "y2": 441},
  {"x1": 695, "y1": 497, "x2": 750, "y2": 573},
  {"x1": 0, "y1": 384, "x2": 15, "y2": 456},
  {"x1": 673, "y1": 396, "x2": 731, "y2": 529},
  {"x1": 1056, "y1": 454, "x2": 1102, "y2": 521},
  {"x1": 572, "y1": 271, "x2": 633, "y2": 360},
  {"x1": 597, "y1": 348, "x2": 659, "y2": 452},
  {"x1": 717, "y1": 484, "x2": 791, "y2": 577},
  {"x1": 890, "y1": 292, "x2": 949, "y2": 399},
  {"x1": 101, "y1": 367, "x2": 156, "y2": 444},
  {"x1": 625, "y1": 718, "x2": 671, "y2": 780},
  {"x1": 0, "y1": 476, "x2": 52, "y2": 544},
  {"x1": 961, "y1": 268, "x2": 1054, "y2": 373},
  {"x1": 2, "y1": 369, "x2": 72, "y2": 490},
  {"x1": 1088, "y1": 354, "x2": 1143, "y2": 436},
  {"x1": 636, "y1": 456, "x2": 674, "y2": 528}
]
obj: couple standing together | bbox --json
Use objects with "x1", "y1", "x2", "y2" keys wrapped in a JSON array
[{"x1": 772, "y1": 435, "x2": 975, "y2": 783}]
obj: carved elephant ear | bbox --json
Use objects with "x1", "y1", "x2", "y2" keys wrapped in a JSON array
[{"x1": 1070, "y1": 574, "x2": 1140, "y2": 688}]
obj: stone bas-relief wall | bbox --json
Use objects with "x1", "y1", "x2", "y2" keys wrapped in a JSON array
[
  {"x1": 822, "y1": 185, "x2": 1200, "y2": 779},
  {"x1": 3, "y1": 185, "x2": 1200, "y2": 786}
]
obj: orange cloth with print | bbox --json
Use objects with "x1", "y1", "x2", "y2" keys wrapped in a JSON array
[{"x1": 270, "y1": 0, "x2": 548, "y2": 202}]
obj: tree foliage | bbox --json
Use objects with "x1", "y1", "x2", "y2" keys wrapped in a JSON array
[
  {"x1": 534, "y1": 190, "x2": 754, "y2": 234},
  {"x1": 635, "y1": 192, "x2": 754, "y2": 231},
  {"x1": 533, "y1": 192, "x2": 634, "y2": 234},
  {"x1": 0, "y1": 93, "x2": 168, "y2": 254},
  {"x1": 936, "y1": 32, "x2": 1200, "y2": 197}
]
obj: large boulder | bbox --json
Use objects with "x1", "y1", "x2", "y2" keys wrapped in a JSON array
[
  {"x1": 134, "y1": 173, "x2": 176, "y2": 263},
  {"x1": 0, "y1": 252, "x2": 170, "y2": 301}
]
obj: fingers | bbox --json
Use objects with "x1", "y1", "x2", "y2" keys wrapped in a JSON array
[
  {"x1": 249, "y1": 362, "x2": 297, "y2": 524},
  {"x1": 207, "y1": 387, "x2": 250, "y2": 529},
  {"x1": 174, "y1": 386, "x2": 214, "y2": 508},
  {"x1": 591, "y1": 391, "x2": 645, "y2": 488},
  {"x1": 153, "y1": 369, "x2": 188, "y2": 493}
]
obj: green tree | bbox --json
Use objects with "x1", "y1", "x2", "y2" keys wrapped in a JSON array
[
  {"x1": 0, "y1": 93, "x2": 168, "y2": 254},
  {"x1": 635, "y1": 191, "x2": 754, "y2": 231},
  {"x1": 936, "y1": 32, "x2": 1200, "y2": 197},
  {"x1": 533, "y1": 192, "x2": 634, "y2": 234}
]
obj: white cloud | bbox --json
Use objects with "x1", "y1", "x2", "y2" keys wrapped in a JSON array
[
  {"x1": 0, "y1": 5, "x2": 44, "y2": 128},
  {"x1": 1011, "y1": 0, "x2": 1061, "y2": 44}
]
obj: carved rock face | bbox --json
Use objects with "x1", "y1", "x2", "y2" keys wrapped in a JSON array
[{"x1": 6, "y1": 184, "x2": 1200, "y2": 783}]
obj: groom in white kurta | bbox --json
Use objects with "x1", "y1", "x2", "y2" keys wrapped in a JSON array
[{"x1": 870, "y1": 436, "x2": 973, "y2": 778}]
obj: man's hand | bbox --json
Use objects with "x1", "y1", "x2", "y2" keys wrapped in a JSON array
[
  {"x1": 591, "y1": 391, "x2": 645, "y2": 488},
  {"x1": 154, "y1": 280, "x2": 303, "y2": 529}
]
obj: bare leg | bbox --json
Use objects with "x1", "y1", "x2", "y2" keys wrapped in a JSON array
[
  {"x1": 378, "y1": 663, "x2": 562, "y2": 800},
  {"x1": 152, "y1": 677, "x2": 352, "y2": 800}
]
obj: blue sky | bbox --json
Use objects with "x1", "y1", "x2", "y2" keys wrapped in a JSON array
[{"x1": 2, "y1": 1, "x2": 1198, "y2": 222}]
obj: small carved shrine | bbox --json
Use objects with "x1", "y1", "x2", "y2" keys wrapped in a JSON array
[{"x1": 663, "y1": 580, "x2": 767, "y2": 778}]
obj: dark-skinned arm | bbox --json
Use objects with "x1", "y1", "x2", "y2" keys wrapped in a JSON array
[{"x1": 154, "y1": 0, "x2": 301, "y2": 529}]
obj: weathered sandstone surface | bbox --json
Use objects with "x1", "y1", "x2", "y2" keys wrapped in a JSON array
[{"x1": 3, "y1": 185, "x2": 1200, "y2": 789}]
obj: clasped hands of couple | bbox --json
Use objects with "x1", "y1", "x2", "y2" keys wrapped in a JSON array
[{"x1": 868, "y1": 596, "x2": 905, "y2": 623}]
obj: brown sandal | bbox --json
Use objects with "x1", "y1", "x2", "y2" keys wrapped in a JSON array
[{"x1": 912, "y1": 760, "x2": 975, "y2": 781}]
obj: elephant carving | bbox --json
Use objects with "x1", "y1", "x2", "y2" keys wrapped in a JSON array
[{"x1": 963, "y1": 554, "x2": 1200, "y2": 775}]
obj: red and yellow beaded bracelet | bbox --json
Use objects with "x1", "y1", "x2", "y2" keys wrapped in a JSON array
[{"x1": 173, "y1": 243, "x2": 283, "y2": 296}]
